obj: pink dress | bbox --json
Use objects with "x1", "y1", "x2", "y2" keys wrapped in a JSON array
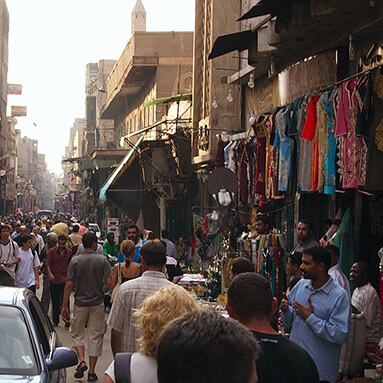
[{"x1": 335, "y1": 79, "x2": 364, "y2": 189}]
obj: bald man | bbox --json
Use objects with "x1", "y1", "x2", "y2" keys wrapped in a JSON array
[{"x1": 350, "y1": 262, "x2": 383, "y2": 342}]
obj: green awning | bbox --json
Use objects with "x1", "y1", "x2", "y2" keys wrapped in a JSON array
[
  {"x1": 144, "y1": 93, "x2": 192, "y2": 107},
  {"x1": 99, "y1": 134, "x2": 145, "y2": 200}
]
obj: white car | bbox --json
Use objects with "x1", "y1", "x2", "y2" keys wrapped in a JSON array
[{"x1": 88, "y1": 223, "x2": 101, "y2": 238}]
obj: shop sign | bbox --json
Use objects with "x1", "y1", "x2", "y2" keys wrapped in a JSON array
[
  {"x1": 11, "y1": 106, "x2": 27, "y2": 117},
  {"x1": 6, "y1": 184, "x2": 15, "y2": 198},
  {"x1": 8, "y1": 84, "x2": 22, "y2": 95}
]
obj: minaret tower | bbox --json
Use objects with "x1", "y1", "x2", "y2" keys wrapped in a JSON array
[{"x1": 131, "y1": 0, "x2": 146, "y2": 34}]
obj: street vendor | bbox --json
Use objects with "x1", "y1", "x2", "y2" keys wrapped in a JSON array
[
  {"x1": 195, "y1": 227, "x2": 220, "y2": 271},
  {"x1": 291, "y1": 219, "x2": 319, "y2": 253}
]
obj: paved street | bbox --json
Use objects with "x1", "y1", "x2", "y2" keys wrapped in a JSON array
[{"x1": 37, "y1": 276, "x2": 114, "y2": 382}]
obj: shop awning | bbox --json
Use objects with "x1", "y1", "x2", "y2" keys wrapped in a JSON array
[
  {"x1": 237, "y1": 0, "x2": 288, "y2": 21},
  {"x1": 99, "y1": 134, "x2": 145, "y2": 200},
  {"x1": 78, "y1": 186, "x2": 89, "y2": 199},
  {"x1": 208, "y1": 30, "x2": 253, "y2": 60},
  {"x1": 144, "y1": 93, "x2": 192, "y2": 107}
]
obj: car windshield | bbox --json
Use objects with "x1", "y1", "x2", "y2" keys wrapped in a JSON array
[{"x1": 0, "y1": 305, "x2": 39, "y2": 376}]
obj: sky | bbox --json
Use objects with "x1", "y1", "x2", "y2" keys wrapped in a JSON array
[{"x1": 6, "y1": 0, "x2": 195, "y2": 174}]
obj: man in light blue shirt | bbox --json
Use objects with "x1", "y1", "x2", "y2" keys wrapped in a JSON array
[{"x1": 280, "y1": 246, "x2": 350, "y2": 383}]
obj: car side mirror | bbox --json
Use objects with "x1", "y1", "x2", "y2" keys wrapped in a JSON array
[{"x1": 46, "y1": 347, "x2": 78, "y2": 371}]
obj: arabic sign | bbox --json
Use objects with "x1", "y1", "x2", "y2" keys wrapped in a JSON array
[
  {"x1": 11, "y1": 106, "x2": 27, "y2": 117},
  {"x1": 8, "y1": 84, "x2": 22, "y2": 95}
]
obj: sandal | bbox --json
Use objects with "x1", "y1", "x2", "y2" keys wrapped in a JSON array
[
  {"x1": 88, "y1": 372, "x2": 98, "y2": 382},
  {"x1": 74, "y1": 360, "x2": 88, "y2": 378}
]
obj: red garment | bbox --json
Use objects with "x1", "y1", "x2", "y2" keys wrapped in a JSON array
[
  {"x1": 47, "y1": 246, "x2": 75, "y2": 285},
  {"x1": 301, "y1": 96, "x2": 320, "y2": 190},
  {"x1": 214, "y1": 135, "x2": 229, "y2": 168}
]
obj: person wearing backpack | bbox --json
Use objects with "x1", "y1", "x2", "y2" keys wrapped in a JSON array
[
  {"x1": 15, "y1": 234, "x2": 40, "y2": 293},
  {"x1": 0, "y1": 224, "x2": 20, "y2": 286}
]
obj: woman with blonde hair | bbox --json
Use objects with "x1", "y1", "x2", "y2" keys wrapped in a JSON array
[
  {"x1": 103, "y1": 285, "x2": 201, "y2": 383},
  {"x1": 111, "y1": 240, "x2": 141, "y2": 293}
]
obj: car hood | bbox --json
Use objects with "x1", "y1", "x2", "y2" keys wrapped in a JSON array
[{"x1": 0, "y1": 375, "x2": 42, "y2": 382}]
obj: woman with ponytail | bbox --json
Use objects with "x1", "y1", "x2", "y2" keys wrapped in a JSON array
[{"x1": 111, "y1": 240, "x2": 141, "y2": 294}]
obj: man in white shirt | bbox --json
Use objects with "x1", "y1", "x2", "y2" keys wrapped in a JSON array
[
  {"x1": 326, "y1": 244, "x2": 351, "y2": 297},
  {"x1": 16, "y1": 234, "x2": 40, "y2": 293},
  {"x1": 350, "y1": 262, "x2": 383, "y2": 342},
  {"x1": 0, "y1": 224, "x2": 20, "y2": 286}
]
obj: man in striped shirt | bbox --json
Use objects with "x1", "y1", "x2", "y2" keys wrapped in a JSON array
[
  {"x1": 350, "y1": 262, "x2": 383, "y2": 342},
  {"x1": 108, "y1": 239, "x2": 172, "y2": 354}
]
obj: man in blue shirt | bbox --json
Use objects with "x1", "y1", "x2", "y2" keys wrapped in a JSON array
[
  {"x1": 280, "y1": 246, "x2": 350, "y2": 383},
  {"x1": 117, "y1": 224, "x2": 146, "y2": 264}
]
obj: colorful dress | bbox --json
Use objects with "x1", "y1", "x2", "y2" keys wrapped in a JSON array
[
  {"x1": 273, "y1": 108, "x2": 292, "y2": 192},
  {"x1": 335, "y1": 79, "x2": 364, "y2": 189},
  {"x1": 321, "y1": 90, "x2": 337, "y2": 194}
]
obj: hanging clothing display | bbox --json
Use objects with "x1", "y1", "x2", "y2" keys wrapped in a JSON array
[
  {"x1": 335, "y1": 79, "x2": 364, "y2": 189},
  {"x1": 224, "y1": 66, "x2": 383, "y2": 209}
]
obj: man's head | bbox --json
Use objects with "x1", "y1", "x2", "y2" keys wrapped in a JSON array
[
  {"x1": 72, "y1": 224, "x2": 80, "y2": 233},
  {"x1": 19, "y1": 225, "x2": 27, "y2": 235},
  {"x1": 286, "y1": 251, "x2": 303, "y2": 276},
  {"x1": 297, "y1": 220, "x2": 314, "y2": 242},
  {"x1": 14, "y1": 223, "x2": 21, "y2": 233},
  {"x1": 0, "y1": 224, "x2": 11, "y2": 240},
  {"x1": 82, "y1": 231, "x2": 98, "y2": 250},
  {"x1": 255, "y1": 216, "x2": 270, "y2": 235},
  {"x1": 106, "y1": 231, "x2": 115, "y2": 243},
  {"x1": 301, "y1": 246, "x2": 331, "y2": 281},
  {"x1": 126, "y1": 224, "x2": 139, "y2": 244},
  {"x1": 195, "y1": 227, "x2": 207, "y2": 240},
  {"x1": 227, "y1": 272, "x2": 275, "y2": 323},
  {"x1": 32, "y1": 226, "x2": 40, "y2": 236},
  {"x1": 57, "y1": 235, "x2": 67, "y2": 250},
  {"x1": 46, "y1": 232, "x2": 58, "y2": 248},
  {"x1": 140, "y1": 239, "x2": 167, "y2": 270},
  {"x1": 230, "y1": 258, "x2": 254, "y2": 280},
  {"x1": 325, "y1": 244, "x2": 340, "y2": 268},
  {"x1": 350, "y1": 262, "x2": 369, "y2": 288},
  {"x1": 20, "y1": 234, "x2": 33, "y2": 249},
  {"x1": 161, "y1": 229, "x2": 169, "y2": 239},
  {"x1": 157, "y1": 311, "x2": 259, "y2": 383}
]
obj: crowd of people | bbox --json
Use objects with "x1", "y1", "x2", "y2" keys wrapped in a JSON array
[{"x1": 0, "y1": 212, "x2": 382, "y2": 382}]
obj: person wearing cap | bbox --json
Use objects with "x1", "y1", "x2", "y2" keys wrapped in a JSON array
[{"x1": 103, "y1": 232, "x2": 119, "y2": 267}]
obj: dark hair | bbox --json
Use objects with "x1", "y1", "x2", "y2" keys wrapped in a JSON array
[
  {"x1": 299, "y1": 219, "x2": 314, "y2": 232},
  {"x1": 82, "y1": 231, "x2": 98, "y2": 249},
  {"x1": 72, "y1": 225, "x2": 79, "y2": 233},
  {"x1": 325, "y1": 244, "x2": 340, "y2": 257},
  {"x1": 231, "y1": 258, "x2": 254, "y2": 276},
  {"x1": 256, "y1": 216, "x2": 269, "y2": 226},
  {"x1": 289, "y1": 251, "x2": 303, "y2": 267},
  {"x1": 140, "y1": 239, "x2": 166, "y2": 267},
  {"x1": 20, "y1": 234, "x2": 32, "y2": 245},
  {"x1": 127, "y1": 224, "x2": 139, "y2": 232},
  {"x1": 288, "y1": 276, "x2": 301, "y2": 292},
  {"x1": 157, "y1": 311, "x2": 259, "y2": 383},
  {"x1": 303, "y1": 246, "x2": 332, "y2": 272},
  {"x1": 58, "y1": 234, "x2": 67, "y2": 242},
  {"x1": 0, "y1": 224, "x2": 11, "y2": 232},
  {"x1": 228, "y1": 272, "x2": 272, "y2": 321},
  {"x1": 161, "y1": 229, "x2": 169, "y2": 239},
  {"x1": 195, "y1": 227, "x2": 203, "y2": 239}
]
